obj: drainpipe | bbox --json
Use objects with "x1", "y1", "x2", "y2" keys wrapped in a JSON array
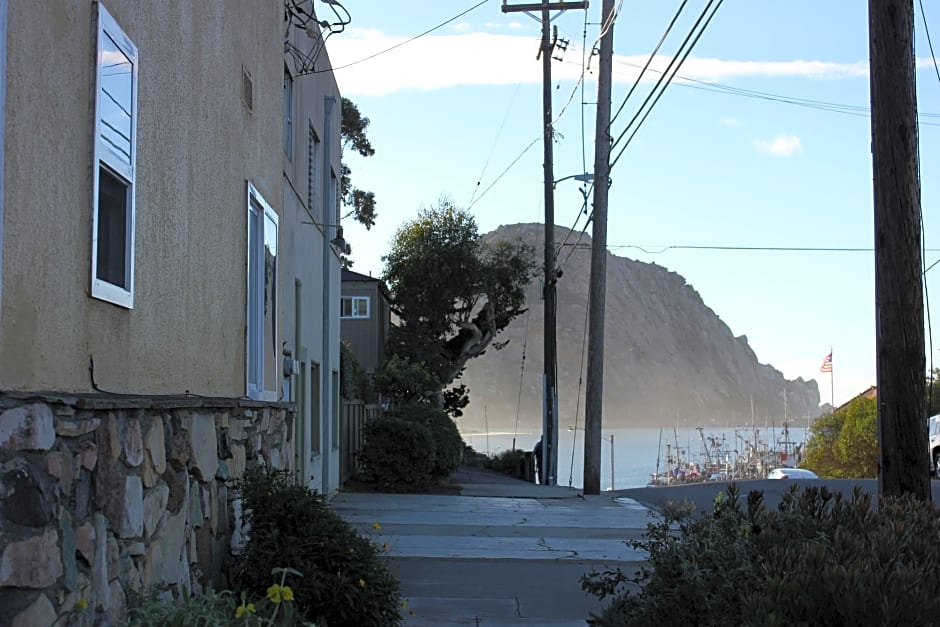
[{"x1": 321, "y1": 95, "x2": 335, "y2": 494}]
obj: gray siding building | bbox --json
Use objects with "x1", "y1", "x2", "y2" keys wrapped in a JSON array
[{"x1": 340, "y1": 268, "x2": 390, "y2": 377}]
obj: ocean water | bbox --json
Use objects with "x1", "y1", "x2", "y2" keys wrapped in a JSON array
[{"x1": 462, "y1": 426, "x2": 810, "y2": 491}]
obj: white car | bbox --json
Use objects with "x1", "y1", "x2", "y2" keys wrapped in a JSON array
[{"x1": 767, "y1": 467, "x2": 819, "y2": 480}]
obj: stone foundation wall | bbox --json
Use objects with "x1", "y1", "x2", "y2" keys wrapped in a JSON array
[{"x1": 0, "y1": 393, "x2": 294, "y2": 626}]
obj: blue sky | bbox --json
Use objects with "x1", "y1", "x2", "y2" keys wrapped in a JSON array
[{"x1": 321, "y1": 0, "x2": 940, "y2": 407}]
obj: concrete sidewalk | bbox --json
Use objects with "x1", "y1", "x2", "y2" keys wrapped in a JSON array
[{"x1": 331, "y1": 467, "x2": 653, "y2": 626}]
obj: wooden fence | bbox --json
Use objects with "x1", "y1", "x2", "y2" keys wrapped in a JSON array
[{"x1": 340, "y1": 400, "x2": 380, "y2": 484}]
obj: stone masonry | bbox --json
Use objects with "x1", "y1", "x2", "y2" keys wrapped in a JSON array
[{"x1": 0, "y1": 393, "x2": 294, "y2": 626}]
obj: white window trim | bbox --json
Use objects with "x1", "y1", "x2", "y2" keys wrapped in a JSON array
[
  {"x1": 91, "y1": 3, "x2": 137, "y2": 308},
  {"x1": 341, "y1": 296, "x2": 370, "y2": 319},
  {"x1": 246, "y1": 182, "x2": 279, "y2": 401}
]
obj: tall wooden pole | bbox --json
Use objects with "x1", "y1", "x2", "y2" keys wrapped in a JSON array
[
  {"x1": 869, "y1": 0, "x2": 930, "y2": 500},
  {"x1": 502, "y1": 0, "x2": 587, "y2": 485},
  {"x1": 584, "y1": 0, "x2": 614, "y2": 495}
]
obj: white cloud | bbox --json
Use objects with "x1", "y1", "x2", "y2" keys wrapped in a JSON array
[
  {"x1": 755, "y1": 134, "x2": 802, "y2": 156},
  {"x1": 720, "y1": 117, "x2": 738, "y2": 126},
  {"x1": 451, "y1": 22, "x2": 472, "y2": 33},
  {"x1": 324, "y1": 29, "x2": 873, "y2": 97},
  {"x1": 484, "y1": 22, "x2": 501, "y2": 29}
]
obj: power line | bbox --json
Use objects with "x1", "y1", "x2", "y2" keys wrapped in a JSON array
[
  {"x1": 557, "y1": 242, "x2": 940, "y2": 253},
  {"x1": 561, "y1": 37, "x2": 940, "y2": 125},
  {"x1": 610, "y1": 0, "x2": 726, "y2": 169},
  {"x1": 467, "y1": 136, "x2": 540, "y2": 210},
  {"x1": 918, "y1": 0, "x2": 940, "y2": 89},
  {"x1": 319, "y1": 0, "x2": 490, "y2": 73},
  {"x1": 468, "y1": 82, "x2": 524, "y2": 208},
  {"x1": 609, "y1": 0, "x2": 690, "y2": 127}
]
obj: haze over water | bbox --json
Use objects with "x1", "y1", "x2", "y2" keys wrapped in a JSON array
[{"x1": 463, "y1": 426, "x2": 810, "y2": 491}]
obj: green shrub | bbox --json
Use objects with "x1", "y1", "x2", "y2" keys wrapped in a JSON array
[
  {"x1": 742, "y1": 486, "x2": 940, "y2": 626},
  {"x1": 340, "y1": 340, "x2": 372, "y2": 401},
  {"x1": 359, "y1": 416, "x2": 435, "y2": 489},
  {"x1": 483, "y1": 449, "x2": 527, "y2": 478},
  {"x1": 386, "y1": 403, "x2": 463, "y2": 478},
  {"x1": 233, "y1": 467, "x2": 402, "y2": 626},
  {"x1": 582, "y1": 484, "x2": 940, "y2": 626}
]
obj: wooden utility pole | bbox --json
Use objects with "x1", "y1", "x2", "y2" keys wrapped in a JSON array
[
  {"x1": 583, "y1": 0, "x2": 614, "y2": 495},
  {"x1": 502, "y1": 0, "x2": 587, "y2": 485},
  {"x1": 869, "y1": 0, "x2": 930, "y2": 500}
]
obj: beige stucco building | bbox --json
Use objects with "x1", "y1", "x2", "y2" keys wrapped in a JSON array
[{"x1": 0, "y1": 1, "x2": 346, "y2": 621}]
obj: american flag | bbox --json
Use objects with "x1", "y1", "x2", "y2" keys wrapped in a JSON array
[{"x1": 820, "y1": 352, "x2": 833, "y2": 373}]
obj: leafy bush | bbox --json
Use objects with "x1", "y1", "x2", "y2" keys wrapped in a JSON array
[
  {"x1": 233, "y1": 468, "x2": 402, "y2": 626},
  {"x1": 359, "y1": 416, "x2": 435, "y2": 489},
  {"x1": 582, "y1": 484, "x2": 940, "y2": 626},
  {"x1": 483, "y1": 449, "x2": 528, "y2": 478},
  {"x1": 385, "y1": 403, "x2": 463, "y2": 478},
  {"x1": 340, "y1": 340, "x2": 371, "y2": 401}
]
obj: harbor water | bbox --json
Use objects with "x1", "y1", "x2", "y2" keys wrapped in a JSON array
[{"x1": 462, "y1": 426, "x2": 810, "y2": 491}]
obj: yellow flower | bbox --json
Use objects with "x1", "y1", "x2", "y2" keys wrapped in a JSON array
[
  {"x1": 358, "y1": 578, "x2": 366, "y2": 588},
  {"x1": 372, "y1": 522, "x2": 382, "y2": 530},
  {"x1": 401, "y1": 599, "x2": 409, "y2": 609},
  {"x1": 266, "y1": 584, "x2": 294, "y2": 604},
  {"x1": 383, "y1": 542, "x2": 390, "y2": 551},
  {"x1": 74, "y1": 598, "x2": 89, "y2": 611},
  {"x1": 235, "y1": 603, "x2": 256, "y2": 618}
]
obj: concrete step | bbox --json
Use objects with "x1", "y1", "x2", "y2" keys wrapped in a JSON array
[{"x1": 402, "y1": 596, "x2": 588, "y2": 626}]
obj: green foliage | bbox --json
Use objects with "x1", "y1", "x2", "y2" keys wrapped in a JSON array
[
  {"x1": 359, "y1": 415, "x2": 436, "y2": 489},
  {"x1": 126, "y1": 570, "x2": 302, "y2": 626},
  {"x1": 483, "y1": 449, "x2": 528, "y2": 478},
  {"x1": 381, "y1": 199, "x2": 535, "y2": 406},
  {"x1": 385, "y1": 403, "x2": 464, "y2": 478},
  {"x1": 374, "y1": 354, "x2": 438, "y2": 405},
  {"x1": 126, "y1": 586, "x2": 241, "y2": 626},
  {"x1": 340, "y1": 340, "x2": 370, "y2": 401},
  {"x1": 583, "y1": 484, "x2": 940, "y2": 627},
  {"x1": 582, "y1": 484, "x2": 763, "y2": 627},
  {"x1": 340, "y1": 97, "x2": 377, "y2": 229},
  {"x1": 741, "y1": 487, "x2": 940, "y2": 625},
  {"x1": 803, "y1": 396, "x2": 877, "y2": 478},
  {"x1": 233, "y1": 468, "x2": 402, "y2": 627}
]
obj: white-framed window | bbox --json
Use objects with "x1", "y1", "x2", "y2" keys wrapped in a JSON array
[
  {"x1": 340, "y1": 296, "x2": 370, "y2": 319},
  {"x1": 284, "y1": 66, "x2": 293, "y2": 160},
  {"x1": 308, "y1": 126, "x2": 320, "y2": 220},
  {"x1": 247, "y1": 182, "x2": 279, "y2": 401},
  {"x1": 91, "y1": 3, "x2": 137, "y2": 308}
]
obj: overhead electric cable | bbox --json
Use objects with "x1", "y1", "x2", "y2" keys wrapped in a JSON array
[
  {"x1": 609, "y1": 0, "x2": 719, "y2": 154},
  {"x1": 467, "y1": 136, "x2": 540, "y2": 210},
  {"x1": 320, "y1": 0, "x2": 490, "y2": 73},
  {"x1": 610, "y1": 0, "x2": 725, "y2": 169},
  {"x1": 468, "y1": 82, "x2": 524, "y2": 208},
  {"x1": 918, "y1": 0, "x2": 937, "y2": 411},
  {"x1": 918, "y1": 0, "x2": 940, "y2": 89},
  {"x1": 609, "y1": 0, "x2": 690, "y2": 127},
  {"x1": 558, "y1": 242, "x2": 940, "y2": 253}
]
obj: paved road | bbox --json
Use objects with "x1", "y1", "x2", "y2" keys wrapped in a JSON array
[{"x1": 331, "y1": 469, "x2": 651, "y2": 626}]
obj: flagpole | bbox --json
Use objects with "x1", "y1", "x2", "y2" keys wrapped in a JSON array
[{"x1": 830, "y1": 347, "x2": 834, "y2": 410}]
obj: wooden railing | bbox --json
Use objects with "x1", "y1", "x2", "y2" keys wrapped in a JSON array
[{"x1": 340, "y1": 400, "x2": 380, "y2": 484}]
